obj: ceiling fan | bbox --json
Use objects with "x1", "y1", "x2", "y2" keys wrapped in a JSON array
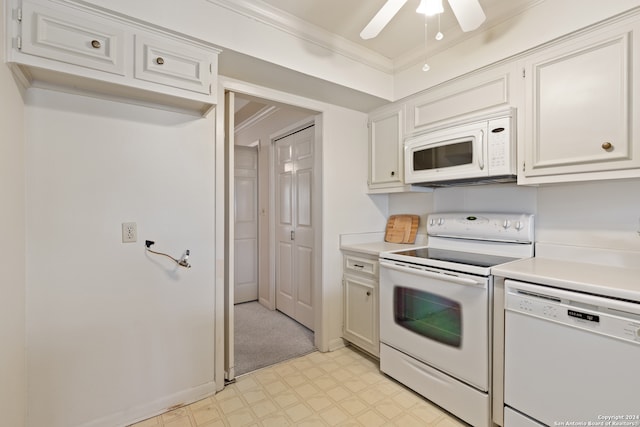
[{"x1": 360, "y1": 0, "x2": 486, "y2": 40}]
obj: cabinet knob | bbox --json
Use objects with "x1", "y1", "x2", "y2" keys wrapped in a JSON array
[
  {"x1": 390, "y1": 171, "x2": 395, "y2": 177},
  {"x1": 91, "y1": 40, "x2": 101, "y2": 49},
  {"x1": 156, "y1": 57, "x2": 165, "y2": 65},
  {"x1": 601, "y1": 142, "x2": 613, "y2": 150},
  {"x1": 366, "y1": 291, "x2": 371, "y2": 296}
]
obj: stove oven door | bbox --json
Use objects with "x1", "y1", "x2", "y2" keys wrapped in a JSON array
[{"x1": 379, "y1": 260, "x2": 490, "y2": 391}]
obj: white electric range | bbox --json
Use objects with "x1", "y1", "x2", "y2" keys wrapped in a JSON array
[{"x1": 379, "y1": 212, "x2": 535, "y2": 427}]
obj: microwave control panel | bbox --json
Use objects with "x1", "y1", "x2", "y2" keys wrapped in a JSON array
[{"x1": 487, "y1": 116, "x2": 514, "y2": 175}]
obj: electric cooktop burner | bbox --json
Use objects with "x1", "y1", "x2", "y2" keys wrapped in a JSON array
[{"x1": 392, "y1": 247, "x2": 520, "y2": 268}]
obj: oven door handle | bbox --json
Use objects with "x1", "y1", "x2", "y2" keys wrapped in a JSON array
[{"x1": 380, "y1": 261, "x2": 485, "y2": 288}]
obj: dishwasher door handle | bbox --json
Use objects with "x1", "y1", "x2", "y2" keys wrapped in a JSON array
[{"x1": 380, "y1": 261, "x2": 485, "y2": 288}]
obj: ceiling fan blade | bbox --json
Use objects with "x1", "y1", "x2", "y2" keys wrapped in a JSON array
[
  {"x1": 447, "y1": 0, "x2": 486, "y2": 32},
  {"x1": 360, "y1": 0, "x2": 408, "y2": 40}
]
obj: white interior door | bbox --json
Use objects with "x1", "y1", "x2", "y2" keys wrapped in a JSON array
[
  {"x1": 275, "y1": 124, "x2": 315, "y2": 330},
  {"x1": 234, "y1": 145, "x2": 258, "y2": 304}
]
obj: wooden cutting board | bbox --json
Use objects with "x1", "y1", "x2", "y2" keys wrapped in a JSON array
[{"x1": 384, "y1": 214, "x2": 420, "y2": 244}]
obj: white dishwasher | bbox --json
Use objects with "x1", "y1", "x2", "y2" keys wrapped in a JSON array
[{"x1": 504, "y1": 279, "x2": 640, "y2": 427}]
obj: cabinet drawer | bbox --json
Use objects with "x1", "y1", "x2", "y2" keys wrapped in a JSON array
[
  {"x1": 134, "y1": 35, "x2": 214, "y2": 95},
  {"x1": 20, "y1": 0, "x2": 126, "y2": 75},
  {"x1": 344, "y1": 254, "x2": 378, "y2": 277}
]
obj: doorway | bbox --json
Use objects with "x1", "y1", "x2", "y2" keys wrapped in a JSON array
[
  {"x1": 225, "y1": 90, "x2": 321, "y2": 381},
  {"x1": 234, "y1": 145, "x2": 258, "y2": 304}
]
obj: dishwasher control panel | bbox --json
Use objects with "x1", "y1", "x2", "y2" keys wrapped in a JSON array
[{"x1": 505, "y1": 280, "x2": 640, "y2": 344}]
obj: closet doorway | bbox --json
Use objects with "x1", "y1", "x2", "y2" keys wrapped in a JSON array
[{"x1": 225, "y1": 91, "x2": 321, "y2": 381}]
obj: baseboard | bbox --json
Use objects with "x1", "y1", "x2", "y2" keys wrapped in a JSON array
[
  {"x1": 79, "y1": 381, "x2": 218, "y2": 427},
  {"x1": 328, "y1": 337, "x2": 347, "y2": 352}
]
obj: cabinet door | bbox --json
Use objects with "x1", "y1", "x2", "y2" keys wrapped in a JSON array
[
  {"x1": 522, "y1": 19, "x2": 640, "y2": 182},
  {"x1": 369, "y1": 107, "x2": 403, "y2": 188},
  {"x1": 20, "y1": 0, "x2": 126, "y2": 75},
  {"x1": 134, "y1": 34, "x2": 215, "y2": 95},
  {"x1": 405, "y1": 65, "x2": 512, "y2": 135},
  {"x1": 343, "y1": 274, "x2": 378, "y2": 356}
]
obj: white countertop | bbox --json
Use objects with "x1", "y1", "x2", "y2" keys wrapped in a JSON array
[
  {"x1": 493, "y1": 256, "x2": 640, "y2": 302},
  {"x1": 340, "y1": 232, "x2": 427, "y2": 256}
]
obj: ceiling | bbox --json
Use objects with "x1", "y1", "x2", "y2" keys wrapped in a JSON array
[
  {"x1": 225, "y1": 0, "x2": 543, "y2": 117},
  {"x1": 252, "y1": 0, "x2": 541, "y2": 67}
]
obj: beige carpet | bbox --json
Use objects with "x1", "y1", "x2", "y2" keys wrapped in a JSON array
[{"x1": 234, "y1": 301, "x2": 315, "y2": 376}]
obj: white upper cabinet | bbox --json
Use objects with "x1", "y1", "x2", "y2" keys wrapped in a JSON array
[
  {"x1": 134, "y1": 34, "x2": 215, "y2": 96},
  {"x1": 7, "y1": 0, "x2": 220, "y2": 115},
  {"x1": 404, "y1": 63, "x2": 517, "y2": 136},
  {"x1": 368, "y1": 106, "x2": 403, "y2": 190},
  {"x1": 520, "y1": 14, "x2": 640, "y2": 184},
  {"x1": 367, "y1": 104, "x2": 432, "y2": 193},
  {"x1": 20, "y1": 1, "x2": 126, "y2": 76}
]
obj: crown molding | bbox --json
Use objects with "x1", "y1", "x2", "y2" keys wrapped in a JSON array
[
  {"x1": 206, "y1": 0, "x2": 395, "y2": 74},
  {"x1": 234, "y1": 105, "x2": 280, "y2": 134}
]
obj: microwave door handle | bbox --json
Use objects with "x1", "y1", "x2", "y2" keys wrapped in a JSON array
[{"x1": 478, "y1": 129, "x2": 485, "y2": 170}]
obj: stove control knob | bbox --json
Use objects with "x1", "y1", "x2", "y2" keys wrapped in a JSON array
[
  {"x1": 438, "y1": 218, "x2": 445, "y2": 225},
  {"x1": 515, "y1": 221, "x2": 523, "y2": 230},
  {"x1": 429, "y1": 218, "x2": 436, "y2": 226},
  {"x1": 502, "y1": 220, "x2": 511, "y2": 229}
]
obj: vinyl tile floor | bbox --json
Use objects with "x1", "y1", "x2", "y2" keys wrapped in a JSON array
[{"x1": 129, "y1": 346, "x2": 468, "y2": 427}]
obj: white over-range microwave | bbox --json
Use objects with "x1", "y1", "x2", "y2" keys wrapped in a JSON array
[{"x1": 404, "y1": 111, "x2": 516, "y2": 186}]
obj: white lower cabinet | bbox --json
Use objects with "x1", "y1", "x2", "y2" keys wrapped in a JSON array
[
  {"x1": 520, "y1": 13, "x2": 640, "y2": 184},
  {"x1": 342, "y1": 252, "x2": 379, "y2": 357}
]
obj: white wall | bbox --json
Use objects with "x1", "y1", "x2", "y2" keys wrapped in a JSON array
[
  {"x1": 321, "y1": 107, "x2": 386, "y2": 349},
  {"x1": 433, "y1": 184, "x2": 538, "y2": 215},
  {"x1": 387, "y1": 180, "x2": 640, "y2": 254},
  {"x1": 24, "y1": 89, "x2": 216, "y2": 427},
  {"x1": 536, "y1": 179, "x2": 640, "y2": 251},
  {"x1": 388, "y1": 192, "x2": 435, "y2": 235},
  {"x1": 0, "y1": 1, "x2": 27, "y2": 425}
]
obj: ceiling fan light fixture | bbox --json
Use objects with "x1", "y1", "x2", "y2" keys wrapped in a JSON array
[{"x1": 416, "y1": 0, "x2": 444, "y2": 16}]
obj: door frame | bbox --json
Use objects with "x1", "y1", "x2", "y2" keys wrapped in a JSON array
[{"x1": 215, "y1": 77, "x2": 324, "y2": 390}]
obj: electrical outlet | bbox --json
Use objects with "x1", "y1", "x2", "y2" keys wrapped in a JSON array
[{"x1": 122, "y1": 222, "x2": 137, "y2": 243}]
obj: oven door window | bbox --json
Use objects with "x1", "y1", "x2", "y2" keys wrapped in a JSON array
[
  {"x1": 413, "y1": 141, "x2": 473, "y2": 171},
  {"x1": 394, "y1": 286, "x2": 462, "y2": 347}
]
